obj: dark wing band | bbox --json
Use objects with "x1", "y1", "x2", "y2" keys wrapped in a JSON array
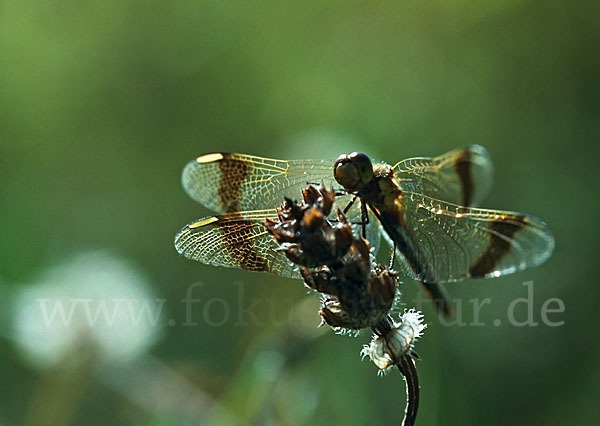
[
  {"x1": 391, "y1": 192, "x2": 554, "y2": 284},
  {"x1": 182, "y1": 153, "x2": 336, "y2": 213},
  {"x1": 393, "y1": 145, "x2": 493, "y2": 207}
]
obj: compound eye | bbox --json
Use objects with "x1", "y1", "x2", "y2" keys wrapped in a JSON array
[
  {"x1": 334, "y1": 152, "x2": 373, "y2": 192},
  {"x1": 349, "y1": 152, "x2": 373, "y2": 178}
]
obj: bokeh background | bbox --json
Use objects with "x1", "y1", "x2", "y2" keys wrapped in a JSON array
[{"x1": 1, "y1": 1, "x2": 598, "y2": 425}]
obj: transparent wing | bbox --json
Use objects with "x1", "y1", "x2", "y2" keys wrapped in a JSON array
[
  {"x1": 174, "y1": 210, "x2": 302, "y2": 279},
  {"x1": 390, "y1": 192, "x2": 554, "y2": 284},
  {"x1": 174, "y1": 208, "x2": 382, "y2": 279},
  {"x1": 393, "y1": 145, "x2": 493, "y2": 207},
  {"x1": 182, "y1": 153, "x2": 338, "y2": 212}
]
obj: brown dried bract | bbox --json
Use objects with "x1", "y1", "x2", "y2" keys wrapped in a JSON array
[
  {"x1": 265, "y1": 185, "x2": 397, "y2": 330},
  {"x1": 265, "y1": 185, "x2": 352, "y2": 268}
]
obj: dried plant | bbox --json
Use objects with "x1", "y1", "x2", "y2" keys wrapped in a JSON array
[{"x1": 266, "y1": 185, "x2": 425, "y2": 426}]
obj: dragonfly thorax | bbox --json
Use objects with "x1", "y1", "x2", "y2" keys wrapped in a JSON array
[{"x1": 359, "y1": 163, "x2": 400, "y2": 208}]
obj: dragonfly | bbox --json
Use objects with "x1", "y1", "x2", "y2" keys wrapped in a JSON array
[{"x1": 174, "y1": 147, "x2": 554, "y2": 314}]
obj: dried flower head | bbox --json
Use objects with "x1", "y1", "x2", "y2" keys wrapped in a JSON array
[
  {"x1": 266, "y1": 184, "x2": 425, "y2": 426},
  {"x1": 265, "y1": 185, "x2": 352, "y2": 268},
  {"x1": 266, "y1": 185, "x2": 397, "y2": 330}
]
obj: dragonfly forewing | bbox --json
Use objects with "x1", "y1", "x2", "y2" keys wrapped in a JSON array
[
  {"x1": 393, "y1": 145, "x2": 493, "y2": 207},
  {"x1": 182, "y1": 153, "x2": 338, "y2": 212}
]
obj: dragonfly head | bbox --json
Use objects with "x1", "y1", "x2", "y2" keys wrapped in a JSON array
[{"x1": 334, "y1": 152, "x2": 374, "y2": 192}]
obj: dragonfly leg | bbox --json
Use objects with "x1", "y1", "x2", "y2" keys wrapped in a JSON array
[
  {"x1": 305, "y1": 181, "x2": 347, "y2": 196},
  {"x1": 342, "y1": 194, "x2": 358, "y2": 214},
  {"x1": 360, "y1": 200, "x2": 369, "y2": 238}
]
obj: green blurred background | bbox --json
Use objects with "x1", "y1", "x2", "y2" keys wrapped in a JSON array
[{"x1": 1, "y1": 0, "x2": 598, "y2": 425}]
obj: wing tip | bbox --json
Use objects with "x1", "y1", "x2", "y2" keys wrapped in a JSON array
[
  {"x1": 464, "y1": 144, "x2": 489, "y2": 157},
  {"x1": 174, "y1": 216, "x2": 219, "y2": 255},
  {"x1": 173, "y1": 231, "x2": 186, "y2": 255}
]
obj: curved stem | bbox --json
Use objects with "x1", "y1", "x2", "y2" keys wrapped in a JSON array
[
  {"x1": 397, "y1": 354, "x2": 419, "y2": 426},
  {"x1": 372, "y1": 315, "x2": 421, "y2": 425}
]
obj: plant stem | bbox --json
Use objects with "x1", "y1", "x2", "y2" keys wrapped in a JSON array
[{"x1": 397, "y1": 354, "x2": 419, "y2": 426}]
